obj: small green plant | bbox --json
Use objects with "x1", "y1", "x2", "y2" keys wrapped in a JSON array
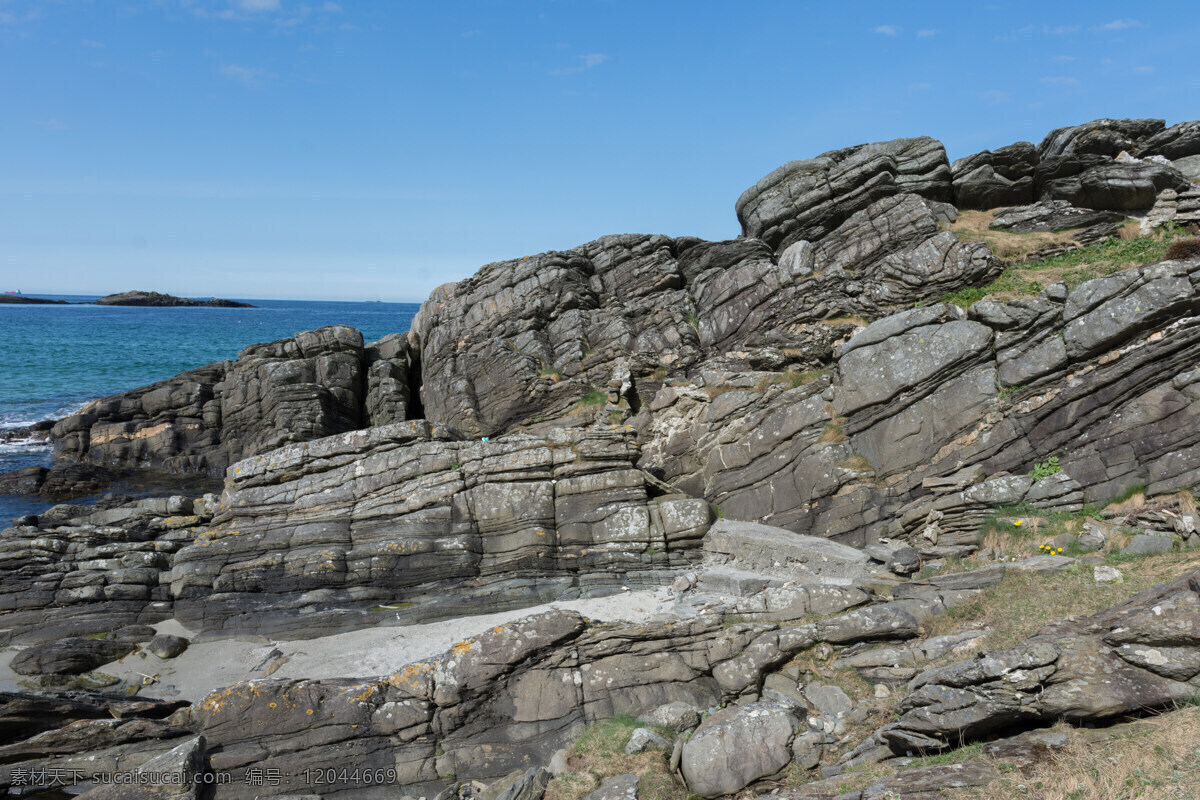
[
  {"x1": 998, "y1": 383, "x2": 1023, "y2": 401},
  {"x1": 579, "y1": 388, "x2": 607, "y2": 407},
  {"x1": 1030, "y1": 456, "x2": 1061, "y2": 481},
  {"x1": 686, "y1": 311, "x2": 699, "y2": 329}
]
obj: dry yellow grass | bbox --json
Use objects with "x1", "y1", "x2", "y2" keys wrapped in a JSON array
[
  {"x1": 922, "y1": 548, "x2": 1200, "y2": 650},
  {"x1": 947, "y1": 210, "x2": 1085, "y2": 262},
  {"x1": 948, "y1": 710, "x2": 1200, "y2": 800}
]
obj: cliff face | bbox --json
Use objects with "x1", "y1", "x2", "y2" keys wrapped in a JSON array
[
  {"x1": 29, "y1": 117, "x2": 1200, "y2": 628},
  {"x1": 51, "y1": 326, "x2": 418, "y2": 475}
]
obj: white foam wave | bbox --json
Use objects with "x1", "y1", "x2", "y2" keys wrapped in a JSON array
[
  {"x1": 0, "y1": 440, "x2": 52, "y2": 453},
  {"x1": 0, "y1": 400, "x2": 92, "y2": 430}
]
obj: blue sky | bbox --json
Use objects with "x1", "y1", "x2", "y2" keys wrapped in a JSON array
[{"x1": 2, "y1": 1, "x2": 1197, "y2": 301}]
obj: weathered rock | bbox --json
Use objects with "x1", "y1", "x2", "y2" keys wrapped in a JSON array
[
  {"x1": 1042, "y1": 159, "x2": 1192, "y2": 211},
  {"x1": 988, "y1": 199, "x2": 1124, "y2": 233},
  {"x1": 583, "y1": 774, "x2": 637, "y2": 800},
  {"x1": 680, "y1": 702, "x2": 801, "y2": 798},
  {"x1": 147, "y1": 634, "x2": 189, "y2": 659},
  {"x1": 950, "y1": 143, "x2": 1042, "y2": 211},
  {"x1": 790, "y1": 730, "x2": 829, "y2": 770},
  {"x1": 887, "y1": 547, "x2": 921, "y2": 576},
  {"x1": 1137, "y1": 120, "x2": 1200, "y2": 160},
  {"x1": 1174, "y1": 155, "x2": 1200, "y2": 184},
  {"x1": 1038, "y1": 118, "x2": 1166, "y2": 160},
  {"x1": 76, "y1": 735, "x2": 210, "y2": 800},
  {"x1": 624, "y1": 727, "x2": 671, "y2": 754},
  {"x1": 10, "y1": 638, "x2": 137, "y2": 676},
  {"x1": 168, "y1": 424, "x2": 712, "y2": 637},
  {"x1": 49, "y1": 326, "x2": 408, "y2": 476},
  {"x1": 882, "y1": 568, "x2": 1200, "y2": 753},
  {"x1": 803, "y1": 684, "x2": 852, "y2": 717},
  {"x1": 1122, "y1": 533, "x2": 1174, "y2": 555},
  {"x1": 637, "y1": 702, "x2": 701, "y2": 732},
  {"x1": 736, "y1": 138, "x2": 952, "y2": 252},
  {"x1": 495, "y1": 767, "x2": 552, "y2": 800}
]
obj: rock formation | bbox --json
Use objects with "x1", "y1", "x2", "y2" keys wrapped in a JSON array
[{"x1": 1, "y1": 116, "x2": 1200, "y2": 799}]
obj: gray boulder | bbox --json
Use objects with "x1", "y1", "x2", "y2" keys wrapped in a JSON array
[
  {"x1": 736, "y1": 137, "x2": 952, "y2": 252},
  {"x1": 1043, "y1": 160, "x2": 1192, "y2": 211},
  {"x1": 495, "y1": 767, "x2": 552, "y2": 800},
  {"x1": 624, "y1": 727, "x2": 671, "y2": 754},
  {"x1": 1137, "y1": 119, "x2": 1200, "y2": 160},
  {"x1": 147, "y1": 634, "x2": 189, "y2": 659},
  {"x1": 1122, "y1": 533, "x2": 1174, "y2": 556},
  {"x1": 1174, "y1": 155, "x2": 1200, "y2": 184},
  {"x1": 637, "y1": 701, "x2": 701, "y2": 732},
  {"x1": 681, "y1": 702, "x2": 801, "y2": 798},
  {"x1": 953, "y1": 164, "x2": 1034, "y2": 210},
  {"x1": 1037, "y1": 118, "x2": 1166, "y2": 159}
]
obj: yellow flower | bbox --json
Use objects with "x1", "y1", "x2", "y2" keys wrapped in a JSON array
[{"x1": 1014, "y1": 520, "x2": 1023, "y2": 527}]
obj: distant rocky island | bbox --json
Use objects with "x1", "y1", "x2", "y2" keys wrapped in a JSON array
[
  {"x1": 0, "y1": 290, "x2": 255, "y2": 307},
  {"x1": 0, "y1": 294, "x2": 69, "y2": 305},
  {"x1": 95, "y1": 290, "x2": 256, "y2": 307}
]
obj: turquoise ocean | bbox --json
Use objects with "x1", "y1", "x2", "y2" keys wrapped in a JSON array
[{"x1": 0, "y1": 296, "x2": 419, "y2": 522}]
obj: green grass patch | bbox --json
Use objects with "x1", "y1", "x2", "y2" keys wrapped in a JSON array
[
  {"x1": 579, "y1": 388, "x2": 607, "y2": 407},
  {"x1": 942, "y1": 227, "x2": 1192, "y2": 308}
]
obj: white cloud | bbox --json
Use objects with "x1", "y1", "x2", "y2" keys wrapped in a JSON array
[
  {"x1": 872, "y1": 25, "x2": 898, "y2": 36},
  {"x1": 219, "y1": 63, "x2": 277, "y2": 85},
  {"x1": 82, "y1": 39, "x2": 105, "y2": 48},
  {"x1": 552, "y1": 53, "x2": 609, "y2": 75},
  {"x1": 910, "y1": 82, "x2": 933, "y2": 90},
  {"x1": 31, "y1": 118, "x2": 69, "y2": 131},
  {"x1": 1134, "y1": 65, "x2": 1155, "y2": 74},
  {"x1": 917, "y1": 29, "x2": 937, "y2": 37},
  {"x1": 1041, "y1": 75, "x2": 1079, "y2": 85},
  {"x1": 1050, "y1": 55, "x2": 1077, "y2": 62},
  {"x1": 1099, "y1": 19, "x2": 1141, "y2": 31},
  {"x1": 233, "y1": 0, "x2": 281, "y2": 11},
  {"x1": 1016, "y1": 24, "x2": 1080, "y2": 36},
  {"x1": 321, "y1": 2, "x2": 341, "y2": 11},
  {"x1": 983, "y1": 90, "x2": 1012, "y2": 104}
]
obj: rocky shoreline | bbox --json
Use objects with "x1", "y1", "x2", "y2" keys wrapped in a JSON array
[{"x1": 1, "y1": 116, "x2": 1199, "y2": 800}]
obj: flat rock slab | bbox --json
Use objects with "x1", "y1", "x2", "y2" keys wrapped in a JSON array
[
  {"x1": 703, "y1": 520, "x2": 872, "y2": 585},
  {"x1": 1123, "y1": 534, "x2": 1174, "y2": 556},
  {"x1": 10, "y1": 638, "x2": 137, "y2": 676},
  {"x1": 583, "y1": 774, "x2": 639, "y2": 800}
]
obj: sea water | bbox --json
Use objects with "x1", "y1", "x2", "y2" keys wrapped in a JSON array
[{"x1": 0, "y1": 296, "x2": 419, "y2": 521}]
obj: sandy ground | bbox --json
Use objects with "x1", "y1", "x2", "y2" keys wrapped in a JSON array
[{"x1": 0, "y1": 586, "x2": 688, "y2": 703}]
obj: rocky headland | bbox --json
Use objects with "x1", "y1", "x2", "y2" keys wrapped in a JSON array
[{"x1": 1, "y1": 117, "x2": 1200, "y2": 800}]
